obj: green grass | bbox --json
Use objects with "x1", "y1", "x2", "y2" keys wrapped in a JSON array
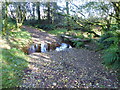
[
  {"x1": 1, "y1": 48, "x2": 29, "y2": 88},
  {"x1": 1, "y1": 21, "x2": 32, "y2": 88},
  {"x1": 47, "y1": 29, "x2": 90, "y2": 39},
  {"x1": 9, "y1": 27, "x2": 32, "y2": 49},
  {"x1": 47, "y1": 28, "x2": 67, "y2": 35}
]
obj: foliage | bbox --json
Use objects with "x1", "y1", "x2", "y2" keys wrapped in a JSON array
[
  {"x1": 24, "y1": 20, "x2": 56, "y2": 30},
  {"x1": 98, "y1": 33, "x2": 114, "y2": 49},
  {"x1": 36, "y1": 24, "x2": 56, "y2": 30},
  {"x1": 73, "y1": 34, "x2": 84, "y2": 39},
  {"x1": 9, "y1": 29, "x2": 32, "y2": 49},
  {"x1": 101, "y1": 30, "x2": 120, "y2": 70},
  {"x1": 2, "y1": 20, "x2": 16, "y2": 35},
  {"x1": 73, "y1": 41, "x2": 84, "y2": 48},
  {"x1": 1, "y1": 22, "x2": 31, "y2": 88},
  {"x1": 110, "y1": 24, "x2": 119, "y2": 30},
  {"x1": 7, "y1": 22, "x2": 16, "y2": 30},
  {"x1": 23, "y1": 20, "x2": 38, "y2": 26},
  {"x1": 1, "y1": 48, "x2": 29, "y2": 88},
  {"x1": 48, "y1": 28, "x2": 67, "y2": 35}
]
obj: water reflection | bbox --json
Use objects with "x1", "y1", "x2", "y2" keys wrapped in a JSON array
[
  {"x1": 28, "y1": 44, "x2": 36, "y2": 54},
  {"x1": 55, "y1": 43, "x2": 72, "y2": 51},
  {"x1": 28, "y1": 42, "x2": 72, "y2": 54},
  {"x1": 41, "y1": 43, "x2": 48, "y2": 53}
]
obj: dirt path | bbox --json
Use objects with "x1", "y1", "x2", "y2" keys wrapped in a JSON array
[
  {"x1": 21, "y1": 26, "x2": 119, "y2": 88},
  {"x1": 22, "y1": 26, "x2": 60, "y2": 44}
]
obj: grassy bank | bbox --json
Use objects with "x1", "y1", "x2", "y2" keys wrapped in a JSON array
[
  {"x1": 1, "y1": 48, "x2": 29, "y2": 88},
  {"x1": 1, "y1": 22, "x2": 31, "y2": 88}
]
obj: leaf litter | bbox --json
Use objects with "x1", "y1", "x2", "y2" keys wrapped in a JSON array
[{"x1": 21, "y1": 26, "x2": 119, "y2": 88}]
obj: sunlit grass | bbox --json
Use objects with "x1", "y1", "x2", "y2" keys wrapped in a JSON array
[
  {"x1": 1, "y1": 21, "x2": 31, "y2": 88},
  {"x1": 7, "y1": 22, "x2": 16, "y2": 30},
  {"x1": 1, "y1": 48, "x2": 29, "y2": 88},
  {"x1": 47, "y1": 28, "x2": 67, "y2": 35},
  {"x1": 48, "y1": 29, "x2": 92, "y2": 39},
  {"x1": 9, "y1": 28, "x2": 32, "y2": 50}
]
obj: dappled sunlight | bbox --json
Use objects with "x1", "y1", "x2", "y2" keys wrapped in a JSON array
[
  {"x1": 22, "y1": 47, "x2": 119, "y2": 88},
  {"x1": 2, "y1": 48, "x2": 29, "y2": 88},
  {"x1": 27, "y1": 53, "x2": 52, "y2": 66},
  {"x1": 29, "y1": 55, "x2": 40, "y2": 59},
  {"x1": 9, "y1": 71, "x2": 14, "y2": 77},
  {"x1": 28, "y1": 64, "x2": 39, "y2": 72},
  {"x1": 46, "y1": 36, "x2": 53, "y2": 39},
  {"x1": 2, "y1": 1, "x2": 120, "y2": 88},
  {"x1": 32, "y1": 33, "x2": 40, "y2": 38},
  {"x1": 92, "y1": 28, "x2": 102, "y2": 36},
  {"x1": 0, "y1": 38, "x2": 11, "y2": 49},
  {"x1": 20, "y1": 25, "x2": 119, "y2": 88},
  {"x1": 42, "y1": 58, "x2": 51, "y2": 62},
  {"x1": 2, "y1": 60, "x2": 9, "y2": 65},
  {"x1": 40, "y1": 53, "x2": 51, "y2": 59},
  {"x1": 31, "y1": 53, "x2": 51, "y2": 62},
  {"x1": 32, "y1": 38, "x2": 41, "y2": 43}
]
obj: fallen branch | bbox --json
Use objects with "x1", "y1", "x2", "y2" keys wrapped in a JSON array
[{"x1": 60, "y1": 35, "x2": 91, "y2": 42}]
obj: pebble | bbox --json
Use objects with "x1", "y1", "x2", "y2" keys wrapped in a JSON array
[
  {"x1": 21, "y1": 29, "x2": 119, "y2": 88},
  {"x1": 53, "y1": 82, "x2": 57, "y2": 86},
  {"x1": 108, "y1": 85, "x2": 111, "y2": 87},
  {"x1": 96, "y1": 83, "x2": 99, "y2": 85}
]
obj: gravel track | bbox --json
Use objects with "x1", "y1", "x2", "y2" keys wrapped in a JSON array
[{"x1": 21, "y1": 26, "x2": 119, "y2": 88}]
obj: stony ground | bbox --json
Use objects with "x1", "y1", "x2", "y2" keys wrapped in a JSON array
[{"x1": 21, "y1": 26, "x2": 119, "y2": 88}]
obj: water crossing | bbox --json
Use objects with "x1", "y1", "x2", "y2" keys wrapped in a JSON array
[
  {"x1": 27, "y1": 42, "x2": 72, "y2": 54},
  {"x1": 55, "y1": 43, "x2": 72, "y2": 51}
]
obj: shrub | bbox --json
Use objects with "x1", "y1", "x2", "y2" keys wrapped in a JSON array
[
  {"x1": 101, "y1": 30, "x2": 120, "y2": 70},
  {"x1": 72, "y1": 41, "x2": 84, "y2": 48},
  {"x1": 37, "y1": 24, "x2": 55, "y2": 30},
  {"x1": 9, "y1": 30, "x2": 32, "y2": 49},
  {"x1": 98, "y1": 33, "x2": 114, "y2": 49}
]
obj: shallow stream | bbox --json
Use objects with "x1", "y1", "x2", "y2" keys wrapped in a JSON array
[{"x1": 28, "y1": 43, "x2": 72, "y2": 54}]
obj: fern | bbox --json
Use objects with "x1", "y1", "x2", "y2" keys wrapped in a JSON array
[
  {"x1": 104, "y1": 44, "x2": 119, "y2": 53},
  {"x1": 104, "y1": 36, "x2": 118, "y2": 43},
  {"x1": 102, "y1": 30, "x2": 120, "y2": 70},
  {"x1": 103, "y1": 52, "x2": 118, "y2": 64},
  {"x1": 73, "y1": 41, "x2": 84, "y2": 48}
]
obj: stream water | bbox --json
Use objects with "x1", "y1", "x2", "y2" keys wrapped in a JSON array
[
  {"x1": 28, "y1": 44, "x2": 36, "y2": 54},
  {"x1": 55, "y1": 43, "x2": 72, "y2": 51},
  {"x1": 41, "y1": 43, "x2": 48, "y2": 53},
  {"x1": 28, "y1": 43, "x2": 72, "y2": 54}
]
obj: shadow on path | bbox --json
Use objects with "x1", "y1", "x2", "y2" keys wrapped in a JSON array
[{"x1": 21, "y1": 26, "x2": 119, "y2": 88}]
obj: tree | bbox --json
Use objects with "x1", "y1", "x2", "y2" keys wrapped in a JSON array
[
  {"x1": 32, "y1": 2, "x2": 36, "y2": 20},
  {"x1": 7, "y1": 2, "x2": 27, "y2": 29},
  {"x1": 66, "y1": 2, "x2": 71, "y2": 31},
  {"x1": 47, "y1": 2, "x2": 51, "y2": 24},
  {"x1": 36, "y1": 2, "x2": 41, "y2": 22},
  {"x1": 15, "y1": 3, "x2": 26, "y2": 29},
  {"x1": 111, "y1": 2, "x2": 120, "y2": 26},
  {"x1": 50, "y1": 2, "x2": 59, "y2": 24},
  {"x1": 2, "y1": 2, "x2": 9, "y2": 35}
]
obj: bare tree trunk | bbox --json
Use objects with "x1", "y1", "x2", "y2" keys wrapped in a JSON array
[
  {"x1": 2, "y1": 2, "x2": 9, "y2": 35},
  {"x1": 47, "y1": 2, "x2": 51, "y2": 24},
  {"x1": 66, "y1": 2, "x2": 71, "y2": 31},
  {"x1": 32, "y1": 3, "x2": 35, "y2": 20},
  {"x1": 16, "y1": 3, "x2": 26, "y2": 30},
  {"x1": 37, "y1": 2, "x2": 41, "y2": 22}
]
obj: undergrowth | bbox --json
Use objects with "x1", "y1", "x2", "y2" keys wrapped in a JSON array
[
  {"x1": 9, "y1": 29, "x2": 32, "y2": 49},
  {"x1": 2, "y1": 21, "x2": 31, "y2": 88},
  {"x1": 72, "y1": 41, "x2": 84, "y2": 48},
  {"x1": 1, "y1": 48, "x2": 29, "y2": 88},
  {"x1": 101, "y1": 30, "x2": 120, "y2": 70},
  {"x1": 47, "y1": 28, "x2": 67, "y2": 35}
]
